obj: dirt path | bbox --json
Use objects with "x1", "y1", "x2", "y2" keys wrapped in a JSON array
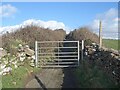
[
  {"x1": 25, "y1": 68, "x2": 78, "y2": 89},
  {"x1": 25, "y1": 68, "x2": 63, "y2": 88}
]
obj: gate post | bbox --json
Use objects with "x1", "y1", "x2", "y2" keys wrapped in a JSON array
[
  {"x1": 78, "y1": 41, "x2": 80, "y2": 66},
  {"x1": 35, "y1": 41, "x2": 38, "y2": 67},
  {"x1": 81, "y1": 40, "x2": 84, "y2": 60}
]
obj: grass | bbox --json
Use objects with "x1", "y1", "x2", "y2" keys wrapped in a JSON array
[
  {"x1": 103, "y1": 39, "x2": 119, "y2": 50},
  {"x1": 75, "y1": 60, "x2": 119, "y2": 88},
  {"x1": 2, "y1": 61, "x2": 41, "y2": 88}
]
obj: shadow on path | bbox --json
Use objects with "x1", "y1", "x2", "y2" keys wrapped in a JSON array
[
  {"x1": 60, "y1": 41, "x2": 79, "y2": 89},
  {"x1": 34, "y1": 75, "x2": 47, "y2": 90},
  {"x1": 61, "y1": 67, "x2": 78, "y2": 89}
]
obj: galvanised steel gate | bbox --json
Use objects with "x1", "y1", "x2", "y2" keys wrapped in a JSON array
[{"x1": 35, "y1": 41, "x2": 83, "y2": 68}]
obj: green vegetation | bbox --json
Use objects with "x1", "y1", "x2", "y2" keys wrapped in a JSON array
[
  {"x1": 103, "y1": 39, "x2": 119, "y2": 50},
  {"x1": 4, "y1": 39, "x2": 26, "y2": 55},
  {"x1": 84, "y1": 39, "x2": 94, "y2": 46},
  {"x1": 2, "y1": 61, "x2": 40, "y2": 88},
  {"x1": 75, "y1": 60, "x2": 119, "y2": 88}
]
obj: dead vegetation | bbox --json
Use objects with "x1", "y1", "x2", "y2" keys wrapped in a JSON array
[{"x1": 66, "y1": 27, "x2": 99, "y2": 46}]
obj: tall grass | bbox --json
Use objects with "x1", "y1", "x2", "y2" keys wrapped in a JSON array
[{"x1": 75, "y1": 60, "x2": 118, "y2": 88}]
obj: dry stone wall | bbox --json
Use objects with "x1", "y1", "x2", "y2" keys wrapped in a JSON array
[
  {"x1": 0, "y1": 44, "x2": 35, "y2": 76},
  {"x1": 85, "y1": 43, "x2": 120, "y2": 85}
]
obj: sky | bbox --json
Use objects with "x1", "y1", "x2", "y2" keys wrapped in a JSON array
[{"x1": 0, "y1": 2, "x2": 119, "y2": 39}]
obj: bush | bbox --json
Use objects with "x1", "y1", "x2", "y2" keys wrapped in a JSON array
[
  {"x1": 2, "y1": 25, "x2": 66, "y2": 50},
  {"x1": 84, "y1": 39, "x2": 94, "y2": 46},
  {"x1": 66, "y1": 27, "x2": 99, "y2": 45},
  {"x1": 3, "y1": 39, "x2": 25, "y2": 55}
]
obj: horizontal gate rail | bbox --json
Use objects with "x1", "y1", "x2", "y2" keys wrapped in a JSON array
[
  {"x1": 37, "y1": 41, "x2": 78, "y2": 43},
  {"x1": 38, "y1": 55, "x2": 78, "y2": 57},
  {"x1": 53, "y1": 59, "x2": 78, "y2": 61},
  {"x1": 38, "y1": 52, "x2": 78, "y2": 54},
  {"x1": 45, "y1": 62, "x2": 78, "y2": 65},
  {"x1": 39, "y1": 47, "x2": 78, "y2": 49},
  {"x1": 40, "y1": 65, "x2": 78, "y2": 68}
]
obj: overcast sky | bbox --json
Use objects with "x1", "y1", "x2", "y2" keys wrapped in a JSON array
[{"x1": 0, "y1": 2, "x2": 119, "y2": 39}]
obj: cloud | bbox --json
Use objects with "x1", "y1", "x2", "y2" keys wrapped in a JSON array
[
  {"x1": 22, "y1": 19, "x2": 68, "y2": 30},
  {"x1": 0, "y1": 4, "x2": 18, "y2": 18},
  {"x1": 90, "y1": 8, "x2": 118, "y2": 39},
  {"x1": 0, "y1": 19, "x2": 70, "y2": 34}
]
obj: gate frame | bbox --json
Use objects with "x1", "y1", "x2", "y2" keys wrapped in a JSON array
[{"x1": 35, "y1": 40, "x2": 84, "y2": 68}]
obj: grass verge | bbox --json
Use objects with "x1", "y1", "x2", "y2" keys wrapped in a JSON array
[{"x1": 2, "y1": 61, "x2": 40, "y2": 88}]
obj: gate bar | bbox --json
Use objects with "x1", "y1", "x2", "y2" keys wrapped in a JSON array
[
  {"x1": 37, "y1": 41, "x2": 78, "y2": 43},
  {"x1": 35, "y1": 41, "x2": 38, "y2": 67},
  {"x1": 81, "y1": 40, "x2": 84, "y2": 60},
  {"x1": 78, "y1": 41, "x2": 79, "y2": 66},
  {"x1": 35, "y1": 40, "x2": 81, "y2": 67}
]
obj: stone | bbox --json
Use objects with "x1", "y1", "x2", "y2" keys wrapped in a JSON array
[
  {"x1": 16, "y1": 52, "x2": 21, "y2": 57},
  {"x1": 20, "y1": 56, "x2": 26, "y2": 62},
  {"x1": 110, "y1": 53, "x2": 115, "y2": 57},
  {"x1": 0, "y1": 48, "x2": 3, "y2": 51},
  {"x1": 112, "y1": 71, "x2": 116, "y2": 75},
  {"x1": 0, "y1": 48, "x2": 7, "y2": 58},
  {"x1": 2, "y1": 72, "x2": 7, "y2": 75},
  {"x1": 88, "y1": 48, "x2": 94, "y2": 55},
  {"x1": 24, "y1": 45, "x2": 34, "y2": 56},
  {"x1": 2, "y1": 67, "x2": 12, "y2": 75},
  {"x1": 27, "y1": 57, "x2": 32, "y2": 60},
  {"x1": 31, "y1": 55, "x2": 35, "y2": 60},
  {"x1": 18, "y1": 44, "x2": 22, "y2": 47},
  {"x1": 30, "y1": 60, "x2": 34, "y2": 63},
  {"x1": 86, "y1": 44, "x2": 120, "y2": 84},
  {"x1": 30, "y1": 63, "x2": 35, "y2": 67},
  {"x1": 18, "y1": 44, "x2": 24, "y2": 52},
  {"x1": 92, "y1": 49, "x2": 96, "y2": 52},
  {"x1": 12, "y1": 81, "x2": 17, "y2": 85},
  {"x1": 85, "y1": 51, "x2": 88, "y2": 55},
  {"x1": 94, "y1": 53, "x2": 98, "y2": 56},
  {"x1": 114, "y1": 56, "x2": 119, "y2": 59},
  {"x1": 0, "y1": 64, "x2": 6, "y2": 70},
  {"x1": 21, "y1": 52, "x2": 26, "y2": 56},
  {"x1": 12, "y1": 61, "x2": 17, "y2": 65},
  {"x1": 4, "y1": 60, "x2": 9, "y2": 65},
  {"x1": 14, "y1": 64, "x2": 18, "y2": 68}
]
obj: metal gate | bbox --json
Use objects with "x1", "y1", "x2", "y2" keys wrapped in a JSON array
[{"x1": 35, "y1": 41, "x2": 83, "y2": 68}]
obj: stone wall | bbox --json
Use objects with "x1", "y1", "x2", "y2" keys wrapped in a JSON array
[
  {"x1": 0, "y1": 44, "x2": 35, "y2": 76},
  {"x1": 85, "y1": 43, "x2": 120, "y2": 85}
]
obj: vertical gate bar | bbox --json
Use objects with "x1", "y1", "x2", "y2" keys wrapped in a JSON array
[
  {"x1": 81, "y1": 40, "x2": 84, "y2": 60},
  {"x1": 35, "y1": 41, "x2": 38, "y2": 67},
  {"x1": 58, "y1": 41, "x2": 59, "y2": 66},
  {"x1": 78, "y1": 41, "x2": 80, "y2": 66}
]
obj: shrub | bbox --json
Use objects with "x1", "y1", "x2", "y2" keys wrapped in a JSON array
[{"x1": 66, "y1": 27, "x2": 99, "y2": 45}]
